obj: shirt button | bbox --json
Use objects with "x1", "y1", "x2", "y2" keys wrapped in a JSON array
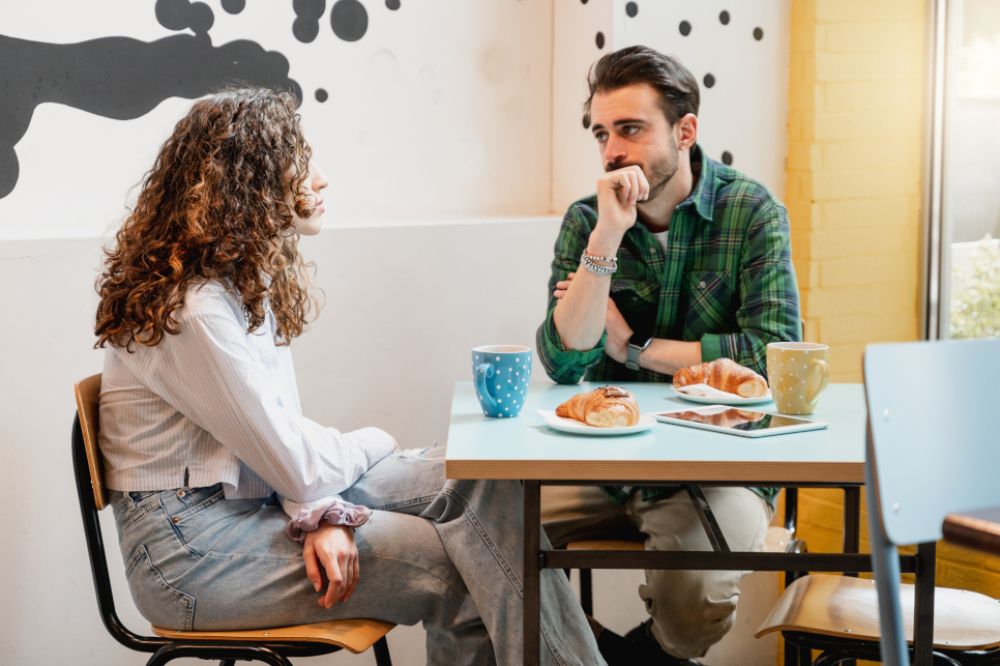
[{"x1": 698, "y1": 280, "x2": 707, "y2": 289}]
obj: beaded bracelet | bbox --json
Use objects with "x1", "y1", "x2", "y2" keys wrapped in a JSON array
[{"x1": 580, "y1": 251, "x2": 618, "y2": 276}]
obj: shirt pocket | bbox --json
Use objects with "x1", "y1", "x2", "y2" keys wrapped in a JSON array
[{"x1": 686, "y1": 270, "x2": 736, "y2": 332}]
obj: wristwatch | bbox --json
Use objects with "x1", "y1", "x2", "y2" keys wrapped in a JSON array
[{"x1": 625, "y1": 332, "x2": 652, "y2": 371}]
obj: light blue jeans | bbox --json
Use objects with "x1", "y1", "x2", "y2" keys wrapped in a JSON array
[{"x1": 111, "y1": 445, "x2": 604, "y2": 666}]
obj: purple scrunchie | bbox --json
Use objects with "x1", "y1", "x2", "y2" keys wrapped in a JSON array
[{"x1": 285, "y1": 500, "x2": 372, "y2": 542}]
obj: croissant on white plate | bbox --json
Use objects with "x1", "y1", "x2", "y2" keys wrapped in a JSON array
[
  {"x1": 555, "y1": 386, "x2": 640, "y2": 427},
  {"x1": 672, "y1": 358, "x2": 768, "y2": 398}
]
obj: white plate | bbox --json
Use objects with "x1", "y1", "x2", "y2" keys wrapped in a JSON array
[
  {"x1": 537, "y1": 409, "x2": 656, "y2": 436},
  {"x1": 673, "y1": 389, "x2": 773, "y2": 406}
]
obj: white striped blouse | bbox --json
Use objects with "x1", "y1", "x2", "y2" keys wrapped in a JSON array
[{"x1": 98, "y1": 279, "x2": 397, "y2": 523}]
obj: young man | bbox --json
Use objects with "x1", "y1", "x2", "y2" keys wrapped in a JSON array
[{"x1": 537, "y1": 46, "x2": 801, "y2": 664}]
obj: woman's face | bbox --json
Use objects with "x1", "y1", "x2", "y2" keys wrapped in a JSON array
[{"x1": 289, "y1": 160, "x2": 328, "y2": 236}]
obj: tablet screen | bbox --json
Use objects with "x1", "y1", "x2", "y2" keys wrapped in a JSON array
[
  {"x1": 653, "y1": 406, "x2": 824, "y2": 435},
  {"x1": 679, "y1": 408, "x2": 798, "y2": 431}
]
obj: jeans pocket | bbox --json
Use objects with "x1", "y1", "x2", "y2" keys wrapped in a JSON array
[
  {"x1": 113, "y1": 491, "x2": 163, "y2": 535},
  {"x1": 124, "y1": 544, "x2": 196, "y2": 631},
  {"x1": 167, "y1": 485, "x2": 226, "y2": 526}
]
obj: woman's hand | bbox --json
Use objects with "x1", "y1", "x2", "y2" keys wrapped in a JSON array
[{"x1": 303, "y1": 524, "x2": 359, "y2": 608}]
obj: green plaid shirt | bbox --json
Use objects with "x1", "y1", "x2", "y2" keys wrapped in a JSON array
[{"x1": 536, "y1": 146, "x2": 801, "y2": 507}]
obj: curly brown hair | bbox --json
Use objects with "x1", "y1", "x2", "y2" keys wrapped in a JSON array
[{"x1": 95, "y1": 88, "x2": 319, "y2": 350}]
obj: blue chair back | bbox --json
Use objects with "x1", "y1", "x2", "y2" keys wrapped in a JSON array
[
  {"x1": 863, "y1": 338, "x2": 1000, "y2": 666},
  {"x1": 865, "y1": 338, "x2": 1000, "y2": 545}
]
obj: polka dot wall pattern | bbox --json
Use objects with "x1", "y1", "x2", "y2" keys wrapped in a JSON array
[
  {"x1": 292, "y1": 0, "x2": 324, "y2": 43},
  {"x1": 221, "y1": 0, "x2": 246, "y2": 15},
  {"x1": 330, "y1": 0, "x2": 368, "y2": 42}
]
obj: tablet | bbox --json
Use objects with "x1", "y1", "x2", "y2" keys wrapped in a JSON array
[{"x1": 652, "y1": 405, "x2": 827, "y2": 438}]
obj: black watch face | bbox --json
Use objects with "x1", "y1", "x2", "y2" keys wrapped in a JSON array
[{"x1": 628, "y1": 332, "x2": 651, "y2": 348}]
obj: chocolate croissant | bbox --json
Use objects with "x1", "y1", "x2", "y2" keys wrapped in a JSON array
[
  {"x1": 672, "y1": 358, "x2": 768, "y2": 398},
  {"x1": 555, "y1": 385, "x2": 640, "y2": 427}
]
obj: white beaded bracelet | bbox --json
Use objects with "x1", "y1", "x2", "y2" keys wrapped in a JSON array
[{"x1": 580, "y1": 251, "x2": 618, "y2": 276}]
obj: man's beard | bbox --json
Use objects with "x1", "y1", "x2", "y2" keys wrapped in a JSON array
[
  {"x1": 605, "y1": 135, "x2": 679, "y2": 202},
  {"x1": 644, "y1": 135, "x2": 679, "y2": 201}
]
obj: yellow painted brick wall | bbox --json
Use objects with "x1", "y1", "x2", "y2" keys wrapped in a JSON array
[
  {"x1": 780, "y1": 1, "x2": 1000, "y2": 663},
  {"x1": 787, "y1": 0, "x2": 924, "y2": 380}
]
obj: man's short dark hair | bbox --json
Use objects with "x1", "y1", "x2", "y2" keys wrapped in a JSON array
[{"x1": 583, "y1": 45, "x2": 700, "y2": 128}]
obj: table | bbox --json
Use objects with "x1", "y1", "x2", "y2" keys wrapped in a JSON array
[
  {"x1": 445, "y1": 381, "x2": 927, "y2": 665},
  {"x1": 943, "y1": 508, "x2": 1000, "y2": 555}
]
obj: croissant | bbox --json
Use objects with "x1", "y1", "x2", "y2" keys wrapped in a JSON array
[
  {"x1": 555, "y1": 385, "x2": 640, "y2": 427},
  {"x1": 672, "y1": 358, "x2": 768, "y2": 398}
]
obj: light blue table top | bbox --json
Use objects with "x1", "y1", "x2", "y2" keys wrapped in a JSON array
[{"x1": 445, "y1": 381, "x2": 866, "y2": 483}]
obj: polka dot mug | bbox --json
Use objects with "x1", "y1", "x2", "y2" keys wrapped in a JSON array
[
  {"x1": 472, "y1": 345, "x2": 532, "y2": 418},
  {"x1": 765, "y1": 342, "x2": 830, "y2": 415}
]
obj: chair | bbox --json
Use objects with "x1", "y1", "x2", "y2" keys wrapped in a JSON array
[
  {"x1": 73, "y1": 374, "x2": 395, "y2": 666},
  {"x1": 756, "y1": 339, "x2": 1000, "y2": 665}
]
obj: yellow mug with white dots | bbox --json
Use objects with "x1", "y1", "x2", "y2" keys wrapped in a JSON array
[{"x1": 766, "y1": 342, "x2": 830, "y2": 415}]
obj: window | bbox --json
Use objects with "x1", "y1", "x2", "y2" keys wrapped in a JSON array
[{"x1": 928, "y1": 0, "x2": 1000, "y2": 339}]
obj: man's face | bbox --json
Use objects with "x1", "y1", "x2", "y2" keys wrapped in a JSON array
[{"x1": 589, "y1": 83, "x2": 680, "y2": 201}]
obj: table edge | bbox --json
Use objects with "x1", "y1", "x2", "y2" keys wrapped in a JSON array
[{"x1": 445, "y1": 459, "x2": 864, "y2": 483}]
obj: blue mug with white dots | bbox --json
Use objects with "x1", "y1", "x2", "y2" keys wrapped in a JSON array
[{"x1": 472, "y1": 345, "x2": 532, "y2": 418}]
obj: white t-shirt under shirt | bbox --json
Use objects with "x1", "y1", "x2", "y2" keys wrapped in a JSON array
[{"x1": 653, "y1": 230, "x2": 668, "y2": 254}]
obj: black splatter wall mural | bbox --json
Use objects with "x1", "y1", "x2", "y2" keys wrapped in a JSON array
[{"x1": 0, "y1": 0, "x2": 389, "y2": 200}]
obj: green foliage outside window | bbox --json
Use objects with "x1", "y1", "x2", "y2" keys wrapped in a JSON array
[{"x1": 950, "y1": 237, "x2": 1000, "y2": 339}]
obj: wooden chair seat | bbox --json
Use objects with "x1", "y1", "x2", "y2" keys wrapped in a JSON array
[
  {"x1": 755, "y1": 573, "x2": 1000, "y2": 651},
  {"x1": 152, "y1": 618, "x2": 394, "y2": 654}
]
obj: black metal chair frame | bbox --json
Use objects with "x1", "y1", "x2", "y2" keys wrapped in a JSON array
[
  {"x1": 72, "y1": 413, "x2": 393, "y2": 666},
  {"x1": 781, "y1": 629, "x2": 1000, "y2": 666}
]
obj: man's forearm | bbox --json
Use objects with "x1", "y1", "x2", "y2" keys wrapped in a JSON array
[
  {"x1": 552, "y1": 270, "x2": 611, "y2": 350},
  {"x1": 552, "y1": 226, "x2": 625, "y2": 351},
  {"x1": 637, "y1": 339, "x2": 702, "y2": 376}
]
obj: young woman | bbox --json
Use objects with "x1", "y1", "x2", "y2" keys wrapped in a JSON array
[{"x1": 94, "y1": 88, "x2": 603, "y2": 666}]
